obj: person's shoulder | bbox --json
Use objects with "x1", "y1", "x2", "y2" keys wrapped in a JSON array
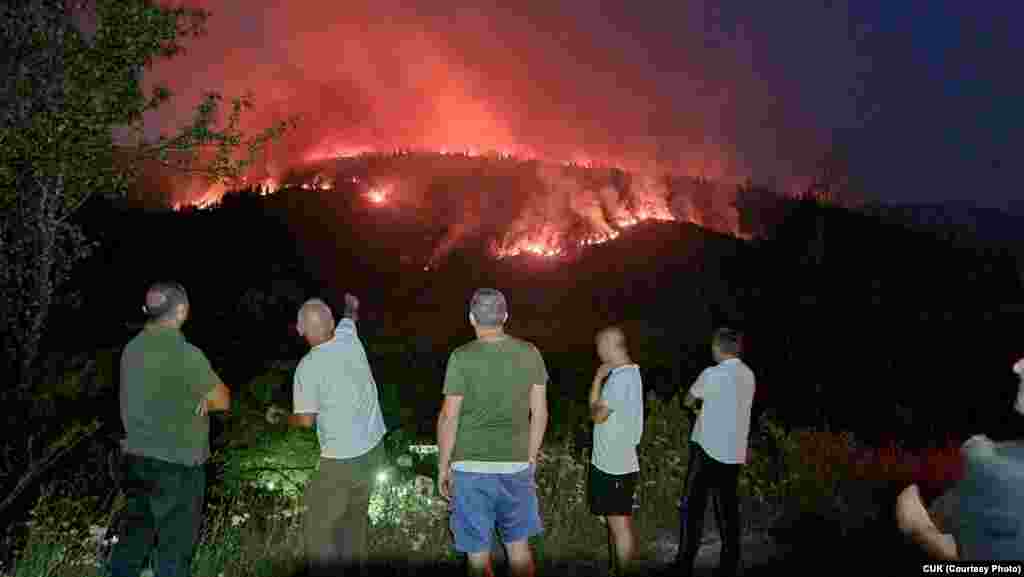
[
  {"x1": 698, "y1": 364, "x2": 720, "y2": 379},
  {"x1": 181, "y1": 340, "x2": 212, "y2": 363},
  {"x1": 122, "y1": 330, "x2": 147, "y2": 352},
  {"x1": 627, "y1": 365, "x2": 643, "y2": 384},
  {"x1": 450, "y1": 340, "x2": 478, "y2": 357},
  {"x1": 612, "y1": 364, "x2": 642, "y2": 380},
  {"x1": 507, "y1": 336, "x2": 542, "y2": 355},
  {"x1": 295, "y1": 347, "x2": 323, "y2": 373}
]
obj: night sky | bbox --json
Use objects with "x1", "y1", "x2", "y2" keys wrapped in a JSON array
[{"x1": 140, "y1": 1, "x2": 1023, "y2": 210}]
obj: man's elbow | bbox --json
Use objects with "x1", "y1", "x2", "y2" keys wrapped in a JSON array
[{"x1": 208, "y1": 384, "x2": 231, "y2": 412}]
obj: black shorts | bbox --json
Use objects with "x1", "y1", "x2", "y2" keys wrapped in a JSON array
[{"x1": 588, "y1": 463, "x2": 638, "y2": 516}]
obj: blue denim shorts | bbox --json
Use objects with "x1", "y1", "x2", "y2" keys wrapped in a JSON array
[{"x1": 450, "y1": 467, "x2": 543, "y2": 553}]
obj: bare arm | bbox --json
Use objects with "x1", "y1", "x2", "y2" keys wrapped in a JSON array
[
  {"x1": 437, "y1": 395, "x2": 463, "y2": 474},
  {"x1": 896, "y1": 484, "x2": 958, "y2": 560},
  {"x1": 286, "y1": 413, "x2": 316, "y2": 428},
  {"x1": 683, "y1": 369, "x2": 711, "y2": 410},
  {"x1": 529, "y1": 383, "x2": 548, "y2": 462},
  {"x1": 590, "y1": 366, "x2": 612, "y2": 424}
]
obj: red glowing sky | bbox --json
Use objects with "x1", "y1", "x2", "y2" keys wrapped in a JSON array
[
  {"x1": 135, "y1": 1, "x2": 1024, "y2": 211},
  {"x1": 136, "y1": 1, "x2": 860, "y2": 188}
]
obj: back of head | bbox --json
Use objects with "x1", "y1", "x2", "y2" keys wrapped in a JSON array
[
  {"x1": 469, "y1": 288, "x2": 508, "y2": 328},
  {"x1": 143, "y1": 281, "x2": 189, "y2": 324},
  {"x1": 713, "y1": 327, "x2": 743, "y2": 357},
  {"x1": 298, "y1": 298, "x2": 335, "y2": 341}
]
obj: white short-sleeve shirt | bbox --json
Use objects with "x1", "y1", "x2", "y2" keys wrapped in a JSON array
[
  {"x1": 592, "y1": 364, "x2": 644, "y2": 475},
  {"x1": 293, "y1": 318, "x2": 387, "y2": 460},
  {"x1": 690, "y1": 358, "x2": 756, "y2": 465}
]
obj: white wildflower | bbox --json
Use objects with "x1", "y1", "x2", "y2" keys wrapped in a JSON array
[{"x1": 397, "y1": 455, "x2": 414, "y2": 468}]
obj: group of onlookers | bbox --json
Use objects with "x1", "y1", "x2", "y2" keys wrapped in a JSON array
[{"x1": 108, "y1": 282, "x2": 1022, "y2": 577}]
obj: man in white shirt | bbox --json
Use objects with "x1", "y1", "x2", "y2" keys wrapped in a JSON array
[
  {"x1": 675, "y1": 328, "x2": 756, "y2": 577},
  {"x1": 266, "y1": 294, "x2": 388, "y2": 576},
  {"x1": 588, "y1": 326, "x2": 644, "y2": 577}
]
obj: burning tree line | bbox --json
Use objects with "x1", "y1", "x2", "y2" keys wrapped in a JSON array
[{"x1": 158, "y1": 148, "x2": 745, "y2": 266}]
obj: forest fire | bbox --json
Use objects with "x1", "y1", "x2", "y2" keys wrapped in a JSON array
[{"x1": 157, "y1": 145, "x2": 739, "y2": 267}]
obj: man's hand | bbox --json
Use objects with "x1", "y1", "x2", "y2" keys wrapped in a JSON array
[
  {"x1": 344, "y1": 293, "x2": 359, "y2": 320},
  {"x1": 195, "y1": 398, "x2": 208, "y2": 417},
  {"x1": 1014, "y1": 357, "x2": 1024, "y2": 375},
  {"x1": 265, "y1": 405, "x2": 289, "y2": 425},
  {"x1": 438, "y1": 467, "x2": 452, "y2": 501}
]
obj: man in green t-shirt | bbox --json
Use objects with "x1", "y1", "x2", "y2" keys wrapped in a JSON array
[
  {"x1": 437, "y1": 288, "x2": 549, "y2": 577},
  {"x1": 109, "y1": 282, "x2": 231, "y2": 577}
]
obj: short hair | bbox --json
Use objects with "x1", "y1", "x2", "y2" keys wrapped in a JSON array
[
  {"x1": 713, "y1": 327, "x2": 743, "y2": 356},
  {"x1": 469, "y1": 288, "x2": 508, "y2": 327},
  {"x1": 143, "y1": 281, "x2": 188, "y2": 321}
]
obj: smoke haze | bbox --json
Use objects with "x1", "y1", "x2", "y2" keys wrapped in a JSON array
[{"x1": 137, "y1": 0, "x2": 872, "y2": 205}]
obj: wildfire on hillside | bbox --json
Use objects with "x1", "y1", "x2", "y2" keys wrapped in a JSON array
[{"x1": 160, "y1": 146, "x2": 740, "y2": 266}]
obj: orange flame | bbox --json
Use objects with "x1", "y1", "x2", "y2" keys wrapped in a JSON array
[{"x1": 366, "y1": 187, "x2": 389, "y2": 204}]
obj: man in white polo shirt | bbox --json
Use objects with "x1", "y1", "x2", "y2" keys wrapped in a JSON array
[
  {"x1": 266, "y1": 293, "x2": 387, "y2": 576},
  {"x1": 675, "y1": 328, "x2": 756, "y2": 577},
  {"x1": 589, "y1": 326, "x2": 644, "y2": 577}
]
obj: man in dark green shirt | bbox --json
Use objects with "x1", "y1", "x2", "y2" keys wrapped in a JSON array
[
  {"x1": 437, "y1": 288, "x2": 549, "y2": 577},
  {"x1": 109, "y1": 282, "x2": 231, "y2": 577}
]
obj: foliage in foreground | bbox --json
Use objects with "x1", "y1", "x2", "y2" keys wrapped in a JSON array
[{"x1": 5, "y1": 382, "x2": 969, "y2": 576}]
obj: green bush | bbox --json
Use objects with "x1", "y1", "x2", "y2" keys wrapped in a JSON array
[{"x1": 244, "y1": 368, "x2": 290, "y2": 406}]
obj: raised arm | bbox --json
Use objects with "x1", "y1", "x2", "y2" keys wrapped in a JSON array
[{"x1": 343, "y1": 293, "x2": 359, "y2": 323}]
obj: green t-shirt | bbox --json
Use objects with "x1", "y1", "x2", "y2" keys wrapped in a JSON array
[
  {"x1": 443, "y1": 336, "x2": 548, "y2": 463},
  {"x1": 120, "y1": 326, "x2": 222, "y2": 466}
]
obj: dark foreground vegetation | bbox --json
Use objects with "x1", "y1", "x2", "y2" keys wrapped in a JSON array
[{"x1": 2, "y1": 174, "x2": 1023, "y2": 575}]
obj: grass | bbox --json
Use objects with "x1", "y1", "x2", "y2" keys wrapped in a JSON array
[{"x1": 2, "y1": 388, "x2": 968, "y2": 577}]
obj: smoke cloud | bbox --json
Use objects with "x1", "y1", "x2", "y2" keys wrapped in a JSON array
[{"x1": 136, "y1": 0, "x2": 868, "y2": 207}]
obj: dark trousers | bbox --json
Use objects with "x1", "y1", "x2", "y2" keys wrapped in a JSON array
[
  {"x1": 108, "y1": 454, "x2": 206, "y2": 577},
  {"x1": 677, "y1": 442, "x2": 741, "y2": 577},
  {"x1": 303, "y1": 442, "x2": 384, "y2": 577}
]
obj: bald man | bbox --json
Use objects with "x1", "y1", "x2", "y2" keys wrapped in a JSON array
[
  {"x1": 268, "y1": 294, "x2": 387, "y2": 576},
  {"x1": 589, "y1": 326, "x2": 644, "y2": 577}
]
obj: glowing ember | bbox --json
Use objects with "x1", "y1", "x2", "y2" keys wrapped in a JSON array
[
  {"x1": 366, "y1": 187, "x2": 388, "y2": 204},
  {"x1": 258, "y1": 178, "x2": 279, "y2": 196}
]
